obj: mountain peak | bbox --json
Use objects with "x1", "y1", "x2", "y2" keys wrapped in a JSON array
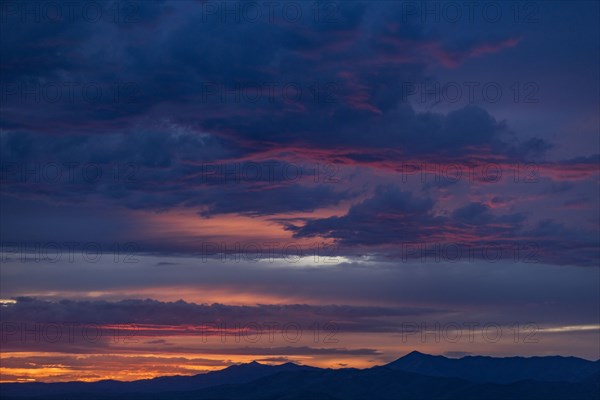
[
  {"x1": 248, "y1": 361, "x2": 262, "y2": 366},
  {"x1": 399, "y1": 350, "x2": 434, "y2": 360},
  {"x1": 405, "y1": 350, "x2": 427, "y2": 357},
  {"x1": 384, "y1": 351, "x2": 444, "y2": 368},
  {"x1": 225, "y1": 361, "x2": 265, "y2": 371}
]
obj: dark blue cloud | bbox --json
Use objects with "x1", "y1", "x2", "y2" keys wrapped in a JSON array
[
  {"x1": 0, "y1": 1, "x2": 547, "y2": 159},
  {"x1": 289, "y1": 186, "x2": 438, "y2": 245},
  {"x1": 289, "y1": 187, "x2": 596, "y2": 266}
]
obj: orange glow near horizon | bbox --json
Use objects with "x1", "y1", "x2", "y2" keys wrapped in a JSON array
[
  {"x1": 129, "y1": 204, "x2": 351, "y2": 249},
  {"x1": 3, "y1": 327, "x2": 599, "y2": 382},
  {"x1": 0, "y1": 351, "x2": 374, "y2": 383}
]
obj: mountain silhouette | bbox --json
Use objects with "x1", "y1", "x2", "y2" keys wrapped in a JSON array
[
  {"x1": 385, "y1": 350, "x2": 600, "y2": 383},
  {"x1": 0, "y1": 361, "x2": 316, "y2": 397},
  {"x1": 2, "y1": 352, "x2": 598, "y2": 400}
]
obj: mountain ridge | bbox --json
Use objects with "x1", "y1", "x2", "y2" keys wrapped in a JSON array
[
  {"x1": 2, "y1": 352, "x2": 599, "y2": 400},
  {"x1": 385, "y1": 351, "x2": 600, "y2": 383}
]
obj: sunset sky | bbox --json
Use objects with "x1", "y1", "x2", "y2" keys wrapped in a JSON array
[{"x1": 0, "y1": 0, "x2": 599, "y2": 383}]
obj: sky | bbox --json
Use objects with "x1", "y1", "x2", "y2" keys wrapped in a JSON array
[{"x1": 0, "y1": 0, "x2": 599, "y2": 383}]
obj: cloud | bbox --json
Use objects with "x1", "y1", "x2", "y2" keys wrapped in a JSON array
[
  {"x1": 1, "y1": 297, "x2": 444, "y2": 330},
  {"x1": 289, "y1": 186, "x2": 438, "y2": 245},
  {"x1": 288, "y1": 186, "x2": 596, "y2": 266},
  {"x1": 0, "y1": 130, "x2": 351, "y2": 215},
  {"x1": 0, "y1": 1, "x2": 544, "y2": 161}
]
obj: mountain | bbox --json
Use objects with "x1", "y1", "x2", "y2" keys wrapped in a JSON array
[
  {"x1": 172, "y1": 367, "x2": 600, "y2": 400},
  {"x1": 0, "y1": 361, "x2": 316, "y2": 398},
  {"x1": 385, "y1": 350, "x2": 600, "y2": 383},
  {"x1": 144, "y1": 360, "x2": 316, "y2": 391},
  {"x1": 2, "y1": 353, "x2": 599, "y2": 400}
]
